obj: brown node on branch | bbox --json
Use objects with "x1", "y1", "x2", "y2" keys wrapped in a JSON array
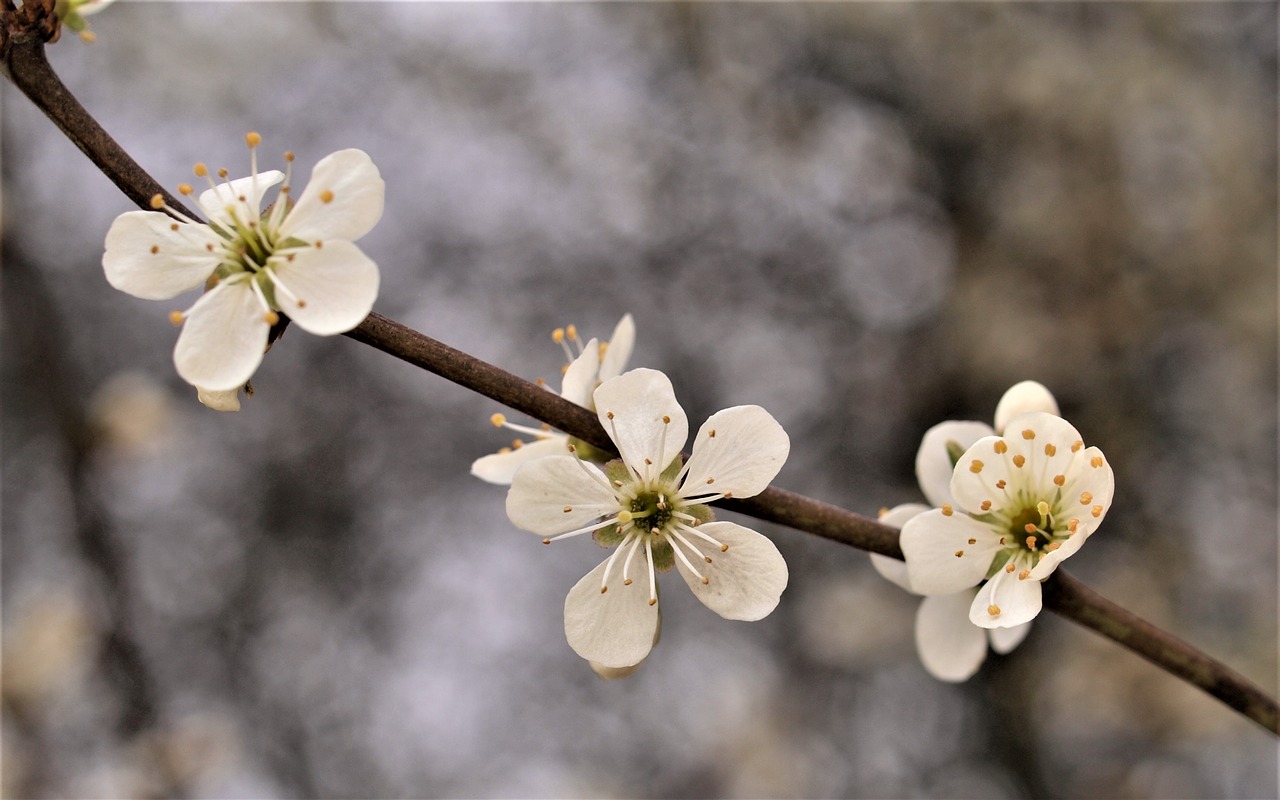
[{"x1": 1, "y1": 0, "x2": 62, "y2": 50}]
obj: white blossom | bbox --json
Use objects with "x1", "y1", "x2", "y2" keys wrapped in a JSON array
[
  {"x1": 870, "y1": 381, "x2": 1059, "y2": 681},
  {"x1": 103, "y1": 133, "x2": 384, "y2": 395},
  {"x1": 471, "y1": 314, "x2": 635, "y2": 484},
  {"x1": 505, "y1": 368, "x2": 789, "y2": 669}
]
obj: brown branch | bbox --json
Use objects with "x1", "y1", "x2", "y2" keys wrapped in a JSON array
[{"x1": 6, "y1": 35, "x2": 1277, "y2": 737}]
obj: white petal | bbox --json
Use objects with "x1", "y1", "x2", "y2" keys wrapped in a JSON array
[
  {"x1": 470, "y1": 436, "x2": 570, "y2": 486},
  {"x1": 993, "y1": 381, "x2": 1059, "y2": 433},
  {"x1": 589, "y1": 602, "x2": 660, "y2": 680},
  {"x1": 593, "y1": 369, "x2": 688, "y2": 477},
  {"x1": 1053, "y1": 444, "x2": 1115, "y2": 540},
  {"x1": 915, "y1": 591, "x2": 988, "y2": 682},
  {"x1": 673, "y1": 522, "x2": 787, "y2": 621},
  {"x1": 1028, "y1": 529, "x2": 1092, "y2": 581},
  {"x1": 196, "y1": 386, "x2": 241, "y2": 412},
  {"x1": 869, "y1": 503, "x2": 929, "y2": 592},
  {"x1": 173, "y1": 280, "x2": 269, "y2": 391},
  {"x1": 505, "y1": 455, "x2": 618, "y2": 536},
  {"x1": 598, "y1": 313, "x2": 636, "y2": 381},
  {"x1": 970, "y1": 568, "x2": 1043, "y2": 629},
  {"x1": 680, "y1": 406, "x2": 789, "y2": 500},
  {"x1": 564, "y1": 558, "x2": 660, "y2": 669},
  {"x1": 988, "y1": 619, "x2": 1032, "y2": 654},
  {"x1": 900, "y1": 510, "x2": 1002, "y2": 595},
  {"x1": 559, "y1": 338, "x2": 600, "y2": 407},
  {"x1": 278, "y1": 149, "x2": 385, "y2": 244},
  {"x1": 268, "y1": 240, "x2": 379, "y2": 335},
  {"x1": 915, "y1": 421, "x2": 994, "y2": 508},
  {"x1": 103, "y1": 211, "x2": 221, "y2": 300},
  {"x1": 197, "y1": 171, "x2": 284, "y2": 229}
]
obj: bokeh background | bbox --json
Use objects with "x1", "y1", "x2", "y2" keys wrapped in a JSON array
[{"x1": 3, "y1": 3, "x2": 1276, "y2": 797}]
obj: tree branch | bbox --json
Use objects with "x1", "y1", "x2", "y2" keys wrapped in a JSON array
[{"x1": 6, "y1": 33, "x2": 1276, "y2": 736}]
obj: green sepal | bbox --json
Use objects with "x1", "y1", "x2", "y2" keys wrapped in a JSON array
[
  {"x1": 603, "y1": 459, "x2": 632, "y2": 487},
  {"x1": 946, "y1": 439, "x2": 967, "y2": 469},
  {"x1": 592, "y1": 524, "x2": 623, "y2": 548},
  {"x1": 659, "y1": 455, "x2": 684, "y2": 482},
  {"x1": 681, "y1": 502, "x2": 715, "y2": 525},
  {"x1": 568, "y1": 437, "x2": 611, "y2": 465}
]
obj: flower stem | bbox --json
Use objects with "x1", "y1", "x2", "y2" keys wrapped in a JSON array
[{"x1": 5, "y1": 34, "x2": 1277, "y2": 737}]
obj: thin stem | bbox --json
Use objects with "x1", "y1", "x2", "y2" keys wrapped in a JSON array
[{"x1": 5, "y1": 35, "x2": 1277, "y2": 737}]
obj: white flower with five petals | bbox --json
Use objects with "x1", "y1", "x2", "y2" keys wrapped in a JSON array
[
  {"x1": 900, "y1": 386, "x2": 1114, "y2": 632},
  {"x1": 471, "y1": 314, "x2": 635, "y2": 484},
  {"x1": 870, "y1": 381, "x2": 1060, "y2": 681},
  {"x1": 505, "y1": 368, "x2": 789, "y2": 669},
  {"x1": 103, "y1": 133, "x2": 384, "y2": 395}
]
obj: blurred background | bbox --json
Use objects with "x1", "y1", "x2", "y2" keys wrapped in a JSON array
[{"x1": 3, "y1": 3, "x2": 1276, "y2": 797}]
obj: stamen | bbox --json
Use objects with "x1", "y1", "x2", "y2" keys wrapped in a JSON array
[
  {"x1": 1022, "y1": 429, "x2": 1036, "y2": 440},
  {"x1": 644, "y1": 538, "x2": 657, "y2": 606},
  {"x1": 969, "y1": 459, "x2": 984, "y2": 474},
  {"x1": 954, "y1": 550, "x2": 964, "y2": 558},
  {"x1": 1091, "y1": 456, "x2": 1104, "y2": 468},
  {"x1": 941, "y1": 504, "x2": 954, "y2": 517},
  {"x1": 319, "y1": 189, "x2": 335, "y2": 204},
  {"x1": 168, "y1": 311, "x2": 184, "y2": 326},
  {"x1": 1018, "y1": 569, "x2": 1031, "y2": 580},
  {"x1": 677, "y1": 522, "x2": 727, "y2": 552},
  {"x1": 1025, "y1": 535, "x2": 1038, "y2": 549},
  {"x1": 542, "y1": 516, "x2": 620, "y2": 543},
  {"x1": 599, "y1": 530, "x2": 634, "y2": 593},
  {"x1": 1079, "y1": 491, "x2": 1093, "y2": 505},
  {"x1": 667, "y1": 529, "x2": 709, "y2": 583},
  {"x1": 1005, "y1": 562, "x2": 1016, "y2": 573},
  {"x1": 987, "y1": 604, "x2": 1001, "y2": 616},
  {"x1": 620, "y1": 534, "x2": 642, "y2": 585},
  {"x1": 994, "y1": 440, "x2": 1008, "y2": 454}
]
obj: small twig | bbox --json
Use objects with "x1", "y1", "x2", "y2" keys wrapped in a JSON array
[{"x1": 6, "y1": 35, "x2": 1277, "y2": 736}]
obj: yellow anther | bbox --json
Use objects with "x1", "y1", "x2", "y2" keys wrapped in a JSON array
[
  {"x1": 941, "y1": 504, "x2": 954, "y2": 517},
  {"x1": 170, "y1": 223, "x2": 179, "y2": 232},
  {"x1": 1026, "y1": 536, "x2": 1038, "y2": 549},
  {"x1": 623, "y1": 579, "x2": 633, "y2": 585},
  {"x1": 996, "y1": 479, "x2": 1007, "y2": 489},
  {"x1": 877, "y1": 507, "x2": 889, "y2": 518},
  {"x1": 168, "y1": 311, "x2": 185, "y2": 326},
  {"x1": 511, "y1": 439, "x2": 523, "y2": 450},
  {"x1": 967, "y1": 537, "x2": 977, "y2": 545},
  {"x1": 662, "y1": 415, "x2": 671, "y2": 424},
  {"x1": 319, "y1": 189, "x2": 335, "y2": 204},
  {"x1": 489, "y1": 413, "x2": 507, "y2": 428},
  {"x1": 1091, "y1": 504, "x2": 1104, "y2": 518},
  {"x1": 1018, "y1": 569, "x2": 1031, "y2": 580},
  {"x1": 987, "y1": 604, "x2": 1001, "y2": 616},
  {"x1": 542, "y1": 538, "x2": 551, "y2": 544},
  {"x1": 1044, "y1": 541, "x2": 1062, "y2": 552},
  {"x1": 1036, "y1": 501, "x2": 1050, "y2": 515},
  {"x1": 79, "y1": 30, "x2": 96, "y2": 43},
  {"x1": 1022, "y1": 428, "x2": 1036, "y2": 440},
  {"x1": 705, "y1": 477, "x2": 714, "y2": 484},
  {"x1": 1024, "y1": 524, "x2": 1038, "y2": 534},
  {"x1": 150, "y1": 245, "x2": 160, "y2": 255},
  {"x1": 700, "y1": 576, "x2": 710, "y2": 585},
  {"x1": 263, "y1": 311, "x2": 279, "y2": 325},
  {"x1": 1013, "y1": 455, "x2": 1026, "y2": 468},
  {"x1": 1005, "y1": 562, "x2": 1016, "y2": 573},
  {"x1": 648, "y1": 598, "x2": 657, "y2": 606},
  {"x1": 598, "y1": 342, "x2": 608, "y2": 359},
  {"x1": 245, "y1": 131, "x2": 262, "y2": 148},
  {"x1": 720, "y1": 543, "x2": 729, "y2": 552},
  {"x1": 708, "y1": 429, "x2": 717, "y2": 438},
  {"x1": 1053, "y1": 474, "x2": 1066, "y2": 486},
  {"x1": 980, "y1": 500, "x2": 992, "y2": 511},
  {"x1": 613, "y1": 480, "x2": 624, "y2": 488},
  {"x1": 498, "y1": 448, "x2": 511, "y2": 455},
  {"x1": 1071, "y1": 440, "x2": 1084, "y2": 452},
  {"x1": 178, "y1": 183, "x2": 194, "y2": 196},
  {"x1": 954, "y1": 550, "x2": 964, "y2": 558},
  {"x1": 565, "y1": 324, "x2": 578, "y2": 341},
  {"x1": 149, "y1": 194, "x2": 165, "y2": 209},
  {"x1": 284, "y1": 151, "x2": 295, "y2": 162},
  {"x1": 644, "y1": 458, "x2": 652, "y2": 466},
  {"x1": 193, "y1": 163, "x2": 208, "y2": 177},
  {"x1": 1044, "y1": 443, "x2": 1057, "y2": 456},
  {"x1": 994, "y1": 440, "x2": 1008, "y2": 454},
  {"x1": 600, "y1": 586, "x2": 608, "y2": 594},
  {"x1": 217, "y1": 168, "x2": 229, "y2": 179},
  {"x1": 562, "y1": 506, "x2": 573, "y2": 513},
  {"x1": 1067, "y1": 518, "x2": 1080, "y2": 533},
  {"x1": 969, "y1": 460, "x2": 984, "y2": 473},
  {"x1": 1091, "y1": 456, "x2": 1104, "y2": 468},
  {"x1": 552, "y1": 327, "x2": 565, "y2": 343},
  {"x1": 1079, "y1": 491, "x2": 1093, "y2": 504}
]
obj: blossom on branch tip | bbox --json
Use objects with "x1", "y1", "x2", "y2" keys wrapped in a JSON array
[
  {"x1": 55, "y1": 0, "x2": 114, "y2": 42},
  {"x1": 102, "y1": 133, "x2": 384, "y2": 397},
  {"x1": 470, "y1": 314, "x2": 635, "y2": 484},
  {"x1": 900, "y1": 391, "x2": 1113, "y2": 632},
  {"x1": 871, "y1": 381, "x2": 1059, "y2": 681},
  {"x1": 504, "y1": 368, "x2": 789, "y2": 670}
]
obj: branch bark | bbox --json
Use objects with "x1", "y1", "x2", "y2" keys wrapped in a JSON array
[{"x1": 6, "y1": 32, "x2": 1276, "y2": 737}]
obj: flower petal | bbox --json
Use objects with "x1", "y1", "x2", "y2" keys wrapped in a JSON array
[
  {"x1": 589, "y1": 603, "x2": 659, "y2": 680},
  {"x1": 598, "y1": 313, "x2": 635, "y2": 382},
  {"x1": 970, "y1": 567, "x2": 1043, "y2": 629},
  {"x1": 196, "y1": 386, "x2": 242, "y2": 412},
  {"x1": 197, "y1": 171, "x2": 284, "y2": 229},
  {"x1": 559, "y1": 338, "x2": 600, "y2": 407},
  {"x1": 268, "y1": 240, "x2": 379, "y2": 335},
  {"x1": 915, "y1": 591, "x2": 988, "y2": 682},
  {"x1": 505, "y1": 455, "x2": 618, "y2": 536},
  {"x1": 278, "y1": 149, "x2": 385, "y2": 244},
  {"x1": 103, "y1": 211, "x2": 221, "y2": 300},
  {"x1": 993, "y1": 381, "x2": 1059, "y2": 434},
  {"x1": 869, "y1": 503, "x2": 930, "y2": 592},
  {"x1": 564, "y1": 558, "x2": 660, "y2": 669},
  {"x1": 673, "y1": 522, "x2": 787, "y2": 621},
  {"x1": 593, "y1": 369, "x2": 688, "y2": 478},
  {"x1": 470, "y1": 436, "x2": 569, "y2": 486},
  {"x1": 680, "y1": 406, "x2": 789, "y2": 500},
  {"x1": 173, "y1": 280, "x2": 269, "y2": 391},
  {"x1": 1053, "y1": 444, "x2": 1115, "y2": 541},
  {"x1": 915, "y1": 420, "x2": 994, "y2": 507},
  {"x1": 988, "y1": 619, "x2": 1032, "y2": 654},
  {"x1": 900, "y1": 510, "x2": 1002, "y2": 595}
]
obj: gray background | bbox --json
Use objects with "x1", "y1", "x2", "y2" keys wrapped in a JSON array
[{"x1": 3, "y1": 2, "x2": 1276, "y2": 797}]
